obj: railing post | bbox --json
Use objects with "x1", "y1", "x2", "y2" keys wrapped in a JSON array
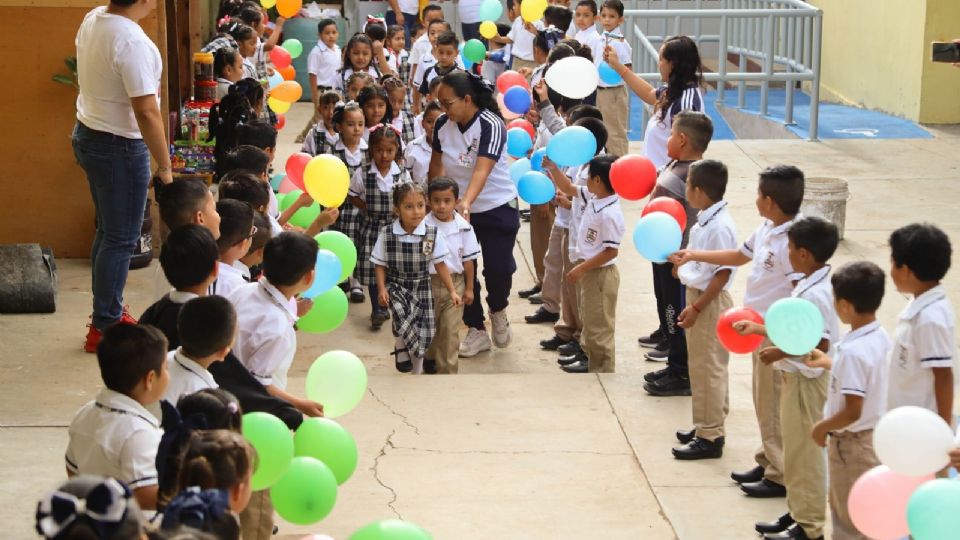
[
  {"x1": 760, "y1": 14, "x2": 774, "y2": 116},
  {"x1": 784, "y1": 11, "x2": 795, "y2": 125},
  {"x1": 809, "y1": 9, "x2": 822, "y2": 141},
  {"x1": 717, "y1": 14, "x2": 727, "y2": 103}
]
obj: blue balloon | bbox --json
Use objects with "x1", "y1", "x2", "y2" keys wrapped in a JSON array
[
  {"x1": 530, "y1": 148, "x2": 547, "y2": 171},
  {"x1": 765, "y1": 298, "x2": 825, "y2": 356},
  {"x1": 270, "y1": 174, "x2": 286, "y2": 192},
  {"x1": 598, "y1": 61, "x2": 623, "y2": 85},
  {"x1": 301, "y1": 249, "x2": 343, "y2": 299},
  {"x1": 546, "y1": 126, "x2": 597, "y2": 167},
  {"x1": 267, "y1": 71, "x2": 284, "y2": 90},
  {"x1": 478, "y1": 0, "x2": 503, "y2": 21},
  {"x1": 506, "y1": 128, "x2": 533, "y2": 157},
  {"x1": 633, "y1": 212, "x2": 682, "y2": 263},
  {"x1": 517, "y1": 171, "x2": 555, "y2": 204},
  {"x1": 510, "y1": 158, "x2": 532, "y2": 184},
  {"x1": 459, "y1": 43, "x2": 474, "y2": 70},
  {"x1": 503, "y1": 86, "x2": 531, "y2": 115}
]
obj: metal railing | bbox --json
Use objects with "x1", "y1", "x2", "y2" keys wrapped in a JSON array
[{"x1": 623, "y1": 0, "x2": 823, "y2": 141}]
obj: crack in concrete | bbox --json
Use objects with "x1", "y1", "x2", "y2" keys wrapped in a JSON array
[
  {"x1": 371, "y1": 428, "x2": 402, "y2": 519},
  {"x1": 367, "y1": 387, "x2": 420, "y2": 435},
  {"x1": 392, "y1": 446, "x2": 630, "y2": 456}
]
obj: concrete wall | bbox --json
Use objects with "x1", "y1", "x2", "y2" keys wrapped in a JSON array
[{"x1": 918, "y1": 0, "x2": 960, "y2": 123}]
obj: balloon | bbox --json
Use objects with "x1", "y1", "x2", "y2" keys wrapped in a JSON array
[
  {"x1": 457, "y1": 42, "x2": 475, "y2": 70},
  {"x1": 298, "y1": 287, "x2": 348, "y2": 334},
  {"x1": 301, "y1": 250, "x2": 343, "y2": 300},
  {"x1": 546, "y1": 126, "x2": 597, "y2": 167},
  {"x1": 530, "y1": 148, "x2": 546, "y2": 171},
  {"x1": 497, "y1": 70, "x2": 530, "y2": 94},
  {"x1": 545, "y1": 56, "x2": 599, "y2": 99},
  {"x1": 282, "y1": 38, "x2": 303, "y2": 59},
  {"x1": 521, "y1": 0, "x2": 547, "y2": 22},
  {"x1": 276, "y1": 0, "x2": 302, "y2": 18},
  {"x1": 306, "y1": 350, "x2": 368, "y2": 418},
  {"x1": 268, "y1": 96, "x2": 291, "y2": 115},
  {"x1": 261, "y1": 0, "x2": 276, "y2": 7},
  {"x1": 610, "y1": 155, "x2": 657, "y2": 200},
  {"x1": 270, "y1": 173, "x2": 286, "y2": 192},
  {"x1": 242, "y1": 412, "x2": 294, "y2": 490},
  {"x1": 315, "y1": 231, "x2": 357, "y2": 282},
  {"x1": 267, "y1": 71, "x2": 284, "y2": 89},
  {"x1": 275, "y1": 114, "x2": 286, "y2": 130},
  {"x1": 848, "y1": 465, "x2": 932, "y2": 540},
  {"x1": 349, "y1": 520, "x2": 432, "y2": 540},
  {"x1": 279, "y1": 189, "x2": 302, "y2": 211},
  {"x1": 270, "y1": 46, "x2": 292, "y2": 69},
  {"x1": 290, "y1": 202, "x2": 321, "y2": 228},
  {"x1": 633, "y1": 212, "x2": 682, "y2": 263},
  {"x1": 294, "y1": 418, "x2": 359, "y2": 484},
  {"x1": 462, "y1": 39, "x2": 487, "y2": 63},
  {"x1": 304, "y1": 154, "x2": 350, "y2": 207},
  {"x1": 506, "y1": 127, "x2": 533, "y2": 157},
  {"x1": 716, "y1": 307, "x2": 765, "y2": 354},
  {"x1": 285, "y1": 152, "x2": 312, "y2": 191},
  {"x1": 479, "y1": 20, "x2": 498, "y2": 39},
  {"x1": 279, "y1": 176, "x2": 298, "y2": 194},
  {"x1": 496, "y1": 93, "x2": 520, "y2": 120},
  {"x1": 907, "y1": 478, "x2": 960, "y2": 540},
  {"x1": 509, "y1": 158, "x2": 532, "y2": 184},
  {"x1": 598, "y1": 61, "x2": 623, "y2": 85},
  {"x1": 279, "y1": 65, "x2": 296, "y2": 81},
  {"x1": 478, "y1": 0, "x2": 504, "y2": 22},
  {"x1": 503, "y1": 86, "x2": 532, "y2": 115},
  {"x1": 271, "y1": 80, "x2": 303, "y2": 102},
  {"x1": 873, "y1": 406, "x2": 954, "y2": 477},
  {"x1": 765, "y1": 297, "x2": 824, "y2": 356},
  {"x1": 507, "y1": 118, "x2": 536, "y2": 140},
  {"x1": 642, "y1": 196, "x2": 687, "y2": 230},
  {"x1": 270, "y1": 457, "x2": 337, "y2": 525},
  {"x1": 517, "y1": 171, "x2": 555, "y2": 205}
]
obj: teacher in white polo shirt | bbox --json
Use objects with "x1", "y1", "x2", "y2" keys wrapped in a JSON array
[
  {"x1": 429, "y1": 71, "x2": 520, "y2": 358},
  {"x1": 73, "y1": 0, "x2": 170, "y2": 353}
]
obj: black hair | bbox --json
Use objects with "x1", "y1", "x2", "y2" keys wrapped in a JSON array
[
  {"x1": 247, "y1": 212, "x2": 271, "y2": 254},
  {"x1": 535, "y1": 28, "x2": 566, "y2": 55},
  {"x1": 601, "y1": 0, "x2": 625, "y2": 17},
  {"x1": 428, "y1": 74, "x2": 444, "y2": 94},
  {"x1": 506, "y1": 0, "x2": 516, "y2": 12},
  {"x1": 37, "y1": 476, "x2": 144, "y2": 540},
  {"x1": 368, "y1": 124, "x2": 403, "y2": 157},
  {"x1": 236, "y1": 119, "x2": 277, "y2": 150},
  {"x1": 831, "y1": 261, "x2": 886, "y2": 314},
  {"x1": 318, "y1": 18, "x2": 337, "y2": 34},
  {"x1": 787, "y1": 217, "x2": 839, "y2": 264},
  {"x1": 567, "y1": 104, "x2": 603, "y2": 123},
  {"x1": 392, "y1": 182, "x2": 428, "y2": 208},
  {"x1": 673, "y1": 111, "x2": 714, "y2": 153},
  {"x1": 319, "y1": 90, "x2": 343, "y2": 106},
  {"x1": 496, "y1": 22, "x2": 512, "y2": 37},
  {"x1": 177, "y1": 430, "x2": 253, "y2": 507},
  {"x1": 889, "y1": 223, "x2": 953, "y2": 282},
  {"x1": 386, "y1": 24, "x2": 405, "y2": 41},
  {"x1": 428, "y1": 176, "x2": 460, "y2": 199},
  {"x1": 208, "y1": 88, "x2": 255, "y2": 179},
  {"x1": 344, "y1": 71, "x2": 376, "y2": 94},
  {"x1": 573, "y1": 117, "x2": 608, "y2": 155},
  {"x1": 421, "y1": 3, "x2": 443, "y2": 19},
  {"x1": 381, "y1": 74, "x2": 407, "y2": 102},
  {"x1": 575, "y1": 0, "x2": 598, "y2": 16},
  {"x1": 158, "y1": 179, "x2": 210, "y2": 230},
  {"x1": 423, "y1": 100, "x2": 443, "y2": 117},
  {"x1": 411, "y1": 21, "x2": 425, "y2": 36},
  {"x1": 758, "y1": 164, "x2": 804, "y2": 215},
  {"x1": 110, "y1": 0, "x2": 141, "y2": 5},
  {"x1": 215, "y1": 199, "x2": 255, "y2": 253},
  {"x1": 436, "y1": 30, "x2": 459, "y2": 48},
  {"x1": 427, "y1": 20, "x2": 452, "y2": 34},
  {"x1": 176, "y1": 388, "x2": 243, "y2": 431},
  {"x1": 220, "y1": 144, "x2": 270, "y2": 177},
  {"x1": 160, "y1": 224, "x2": 220, "y2": 290},
  {"x1": 98, "y1": 324, "x2": 168, "y2": 394},
  {"x1": 688, "y1": 159, "x2": 727, "y2": 202},
  {"x1": 343, "y1": 33, "x2": 377, "y2": 74},
  {"x1": 365, "y1": 22, "x2": 386, "y2": 42},
  {"x1": 178, "y1": 297, "x2": 238, "y2": 358},
  {"x1": 656, "y1": 35, "x2": 704, "y2": 121},
  {"x1": 213, "y1": 47, "x2": 241, "y2": 79},
  {"x1": 332, "y1": 101, "x2": 365, "y2": 132},
  {"x1": 262, "y1": 232, "x2": 319, "y2": 287},
  {"x1": 216, "y1": 0, "x2": 244, "y2": 20},
  {"x1": 238, "y1": 6, "x2": 262, "y2": 27},
  {"x1": 358, "y1": 84, "x2": 394, "y2": 126},
  {"x1": 440, "y1": 71, "x2": 502, "y2": 119},
  {"x1": 547, "y1": 42, "x2": 576, "y2": 64},
  {"x1": 219, "y1": 170, "x2": 270, "y2": 211},
  {"x1": 227, "y1": 23, "x2": 256, "y2": 44},
  {"x1": 544, "y1": 5, "x2": 573, "y2": 29},
  {"x1": 588, "y1": 155, "x2": 617, "y2": 192}
]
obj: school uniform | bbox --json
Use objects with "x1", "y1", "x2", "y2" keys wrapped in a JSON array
[
  {"x1": 351, "y1": 162, "x2": 411, "y2": 287},
  {"x1": 391, "y1": 110, "x2": 418, "y2": 146},
  {"x1": 336, "y1": 65, "x2": 381, "y2": 92},
  {"x1": 413, "y1": 112, "x2": 426, "y2": 140},
  {"x1": 65, "y1": 388, "x2": 162, "y2": 491},
  {"x1": 424, "y1": 212, "x2": 481, "y2": 374},
  {"x1": 215, "y1": 77, "x2": 233, "y2": 102},
  {"x1": 678, "y1": 200, "x2": 737, "y2": 441},
  {"x1": 227, "y1": 279, "x2": 297, "y2": 390},
  {"x1": 329, "y1": 138, "x2": 370, "y2": 264},
  {"x1": 417, "y1": 62, "x2": 462, "y2": 97},
  {"x1": 307, "y1": 41, "x2": 342, "y2": 91},
  {"x1": 507, "y1": 17, "x2": 543, "y2": 73},
  {"x1": 403, "y1": 134, "x2": 432, "y2": 186},
  {"x1": 824, "y1": 320, "x2": 891, "y2": 540},
  {"x1": 213, "y1": 260, "x2": 246, "y2": 299},
  {"x1": 643, "y1": 85, "x2": 704, "y2": 170},
  {"x1": 301, "y1": 123, "x2": 339, "y2": 156},
  {"x1": 544, "y1": 188, "x2": 581, "y2": 343},
  {"x1": 162, "y1": 348, "x2": 218, "y2": 404},
  {"x1": 139, "y1": 290, "x2": 199, "y2": 351},
  {"x1": 595, "y1": 29, "x2": 632, "y2": 156},
  {"x1": 233, "y1": 260, "x2": 251, "y2": 282}
]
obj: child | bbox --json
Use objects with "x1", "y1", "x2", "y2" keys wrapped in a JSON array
[
  {"x1": 349, "y1": 124, "x2": 412, "y2": 329},
  {"x1": 643, "y1": 111, "x2": 713, "y2": 396},
  {"x1": 383, "y1": 75, "x2": 417, "y2": 144},
  {"x1": 498, "y1": 0, "x2": 543, "y2": 75},
  {"x1": 671, "y1": 164, "x2": 805, "y2": 498},
  {"x1": 596, "y1": 0, "x2": 632, "y2": 156},
  {"x1": 227, "y1": 23, "x2": 259, "y2": 80},
  {"x1": 307, "y1": 19, "x2": 341, "y2": 109},
  {"x1": 482, "y1": 23, "x2": 513, "y2": 84},
  {"x1": 810, "y1": 262, "x2": 891, "y2": 540},
  {"x1": 412, "y1": 19, "x2": 456, "y2": 113},
  {"x1": 236, "y1": 118, "x2": 279, "y2": 165},
  {"x1": 417, "y1": 30, "x2": 462, "y2": 99},
  {"x1": 238, "y1": 212, "x2": 271, "y2": 281},
  {"x1": 228, "y1": 232, "x2": 324, "y2": 416},
  {"x1": 162, "y1": 296, "x2": 236, "y2": 410},
  {"x1": 214, "y1": 47, "x2": 245, "y2": 101},
  {"x1": 413, "y1": 76, "x2": 444, "y2": 139},
  {"x1": 36, "y1": 476, "x2": 146, "y2": 539},
  {"x1": 328, "y1": 101, "x2": 369, "y2": 302},
  {"x1": 384, "y1": 25, "x2": 409, "y2": 82},
  {"x1": 213, "y1": 199, "x2": 255, "y2": 298},
  {"x1": 571, "y1": 0, "x2": 601, "y2": 52},
  {"x1": 302, "y1": 90, "x2": 343, "y2": 156},
  {"x1": 670, "y1": 159, "x2": 737, "y2": 461},
  {"x1": 408, "y1": 4, "x2": 445, "y2": 98},
  {"x1": 545, "y1": 154, "x2": 624, "y2": 373},
  {"x1": 424, "y1": 178, "x2": 480, "y2": 374},
  {"x1": 338, "y1": 33, "x2": 381, "y2": 92},
  {"x1": 219, "y1": 144, "x2": 278, "y2": 220},
  {"x1": 364, "y1": 21, "x2": 397, "y2": 78},
  {"x1": 372, "y1": 183, "x2": 461, "y2": 373},
  {"x1": 358, "y1": 84, "x2": 394, "y2": 143},
  {"x1": 404, "y1": 100, "x2": 442, "y2": 186},
  {"x1": 208, "y1": 87, "x2": 257, "y2": 180},
  {"x1": 886, "y1": 223, "x2": 955, "y2": 424},
  {"x1": 344, "y1": 70, "x2": 377, "y2": 101},
  {"x1": 219, "y1": 170, "x2": 275, "y2": 235},
  {"x1": 141, "y1": 224, "x2": 220, "y2": 350},
  {"x1": 65, "y1": 324, "x2": 169, "y2": 510},
  {"x1": 238, "y1": 5, "x2": 285, "y2": 82}
]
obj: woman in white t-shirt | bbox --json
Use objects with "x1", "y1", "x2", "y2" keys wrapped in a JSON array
[{"x1": 73, "y1": 0, "x2": 170, "y2": 353}]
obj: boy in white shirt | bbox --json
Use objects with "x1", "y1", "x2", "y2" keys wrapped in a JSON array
[
  {"x1": 424, "y1": 178, "x2": 481, "y2": 373},
  {"x1": 213, "y1": 199, "x2": 255, "y2": 299},
  {"x1": 596, "y1": 0, "x2": 632, "y2": 156},
  {"x1": 162, "y1": 296, "x2": 237, "y2": 404},
  {"x1": 409, "y1": 6, "x2": 446, "y2": 112},
  {"x1": 405, "y1": 101, "x2": 442, "y2": 186},
  {"x1": 307, "y1": 19, "x2": 342, "y2": 109},
  {"x1": 495, "y1": 0, "x2": 544, "y2": 74}
]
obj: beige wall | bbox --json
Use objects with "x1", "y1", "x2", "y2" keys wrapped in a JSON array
[{"x1": 919, "y1": 0, "x2": 960, "y2": 123}]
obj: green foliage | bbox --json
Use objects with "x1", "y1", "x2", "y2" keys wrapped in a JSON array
[{"x1": 52, "y1": 57, "x2": 79, "y2": 90}]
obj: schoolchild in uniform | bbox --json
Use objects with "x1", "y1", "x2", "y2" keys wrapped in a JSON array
[
  {"x1": 213, "y1": 199, "x2": 255, "y2": 299},
  {"x1": 307, "y1": 19, "x2": 342, "y2": 109},
  {"x1": 595, "y1": 0, "x2": 632, "y2": 156},
  {"x1": 327, "y1": 101, "x2": 369, "y2": 302},
  {"x1": 162, "y1": 296, "x2": 236, "y2": 405},
  {"x1": 404, "y1": 100, "x2": 442, "y2": 186},
  {"x1": 383, "y1": 75, "x2": 417, "y2": 145},
  {"x1": 417, "y1": 31, "x2": 462, "y2": 101},
  {"x1": 301, "y1": 90, "x2": 343, "y2": 156}
]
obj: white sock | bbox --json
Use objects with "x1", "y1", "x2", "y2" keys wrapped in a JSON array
[
  {"x1": 349, "y1": 277, "x2": 360, "y2": 289},
  {"x1": 411, "y1": 355, "x2": 424, "y2": 375}
]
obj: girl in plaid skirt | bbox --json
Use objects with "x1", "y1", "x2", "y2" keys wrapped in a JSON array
[
  {"x1": 359, "y1": 84, "x2": 393, "y2": 145},
  {"x1": 383, "y1": 75, "x2": 418, "y2": 146},
  {"x1": 372, "y1": 183, "x2": 462, "y2": 373},
  {"x1": 329, "y1": 101, "x2": 369, "y2": 302}
]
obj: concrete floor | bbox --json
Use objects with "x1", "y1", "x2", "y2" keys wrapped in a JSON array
[{"x1": 3, "y1": 103, "x2": 959, "y2": 538}]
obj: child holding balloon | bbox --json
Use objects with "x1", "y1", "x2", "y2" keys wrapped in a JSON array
[{"x1": 327, "y1": 101, "x2": 369, "y2": 302}]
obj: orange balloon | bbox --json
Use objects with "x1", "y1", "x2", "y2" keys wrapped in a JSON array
[
  {"x1": 279, "y1": 65, "x2": 296, "y2": 81},
  {"x1": 271, "y1": 81, "x2": 303, "y2": 102},
  {"x1": 277, "y1": 0, "x2": 302, "y2": 18}
]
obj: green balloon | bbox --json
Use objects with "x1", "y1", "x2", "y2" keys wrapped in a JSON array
[
  {"x1": 306, "y1": 350, "x2": 368, "y2": 418},
  {"x1": 270, "y1": 456, "x2": 338, "y2": 525},
  {"x1": 290, "y1": 202, "x2": 321, "y2": 228},
  {"x1": 907, "y1": 479, "x2": 960, "y2": 539},
  {"x1": 349, "y1": 519, "x2": 432, "y2": 540},
  {"x1": 463, "y1": 39, "x2": 487, "y2": 63},
  {"x1": 298, "y1": 287, "x2": 348, "y2": 334},
  {"x1": 282, "y1": 38, "x2": 303, "y2": 59},
  {"x1": 765, "y1": 297, "x2": 824, "y2": 356},
  {"x1": 241, "y1": 412, "x2": 294, "y2": 490},
  {"x1": 279, "y1": 189, "x2": 303, "y2": 212},
  {"x1": 293, "y1": 418, "x2": 358, "y2": 484},
  {"x1": 315, "y1": 230, "x2": 357, "y2": 282}
]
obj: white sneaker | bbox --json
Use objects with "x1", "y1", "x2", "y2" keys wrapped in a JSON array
[
  {"x1": 490, "y1": 310, "x2": 512, "y2": 348},
  {"x1": 459, "y1": 327, "x2": 492, "y2": 357}
]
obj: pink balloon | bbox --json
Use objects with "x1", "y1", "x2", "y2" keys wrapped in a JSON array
[
  {"x1": 285, "y1": 152, "x2": 311, "y2": 191},
  {"x1": 278, "y1": 176, "x2": 298, "y2": 194},
  {"x1": 848, "y1": 465, "x2": 933, "y2": 539},
  {"x1": 497, "y1": 93, "x2": 520, "y2": 120}
]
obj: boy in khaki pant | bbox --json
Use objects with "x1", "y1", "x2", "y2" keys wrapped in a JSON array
[{"x1": 670, "y1": 160, "x2": 737, "y2": 460}]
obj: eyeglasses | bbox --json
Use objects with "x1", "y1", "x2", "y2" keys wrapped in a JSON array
[
  {"x1": 233, "y1": 225, "x2": 257, "y2": 247},
  {"x1": 439, "y1": 97, "x2": 461, "y2": 109}
]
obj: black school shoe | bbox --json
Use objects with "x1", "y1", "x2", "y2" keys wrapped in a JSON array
[
  {"x1": 350, "y1": 287, "x2": 365, "y2": 303},
  {"x1": 637, "y1": 328, "x2": 665, "y2": 348},
  {"x1": 557, "y1": 340, "x2": 582, "y2": 356},
  {"x1": 558, "y1": 351, "x2": 587, "y2": 366},
  {"x1": 731, "y1": 465, "x2": 765, "y2": 484},
  {"x1": 672, "y1": 436, "x2": 725, "y2": 460},
  {"x1": 525, "y1": 307, "x2": 560, "y2": 324},
  {"x1": 643, "y1": 372, "x2": 691, "y2": 396},
  {"x1": 763, "y1": 524, "x2": 822, "y2": 540},
  {"x1": 518, "y1": 284, "x2": 541, "y2": 298},
  {"x1": 540, "y1": 335, "x2": 569, "y2": 350},
  {"x1": 675, "y1": 428, "x2": 695, "y2": 444},
  {"x1": 643, "y1": 341, "x2": 670, "y2": 361},
  {"x1": 644, "y1": 367, "x2": 670, "y2": 383},
  {"x1": 370, "y1": 310, "x2": 390, "y2": 330},
  {"x1": 423, "y1": 359, "x2": 437, "y2": 374},
  {"x1": 756, "y1": 513, "x2": 795, "y2": 535},
  {"x1": 561, "y1": 359, "x2": 588, "y2": 373},
  {"x1": 393, "y1": 348, "x2": 412, "y2": 373},
  {"x1": 741, "y1": 478, "x2": 787, "y2": 498}
]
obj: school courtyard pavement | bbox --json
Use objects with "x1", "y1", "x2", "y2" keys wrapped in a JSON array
[{"x1": 2, "y1": 103, "x2": 959, "y2": 539}]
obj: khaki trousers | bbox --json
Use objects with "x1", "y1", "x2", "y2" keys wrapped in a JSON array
[
  {"x1": 239, "y1": 490, "x2": 274, "y2": 540},
  {"x1": 596, "y1": 85, "x2": 630, "y2": 156},
  {"x1": 579, "y1": 265, "x2": 620, "y2": 373},
  {"x1": 828, "y1": 430, "x2": 879, "y2": 540},
  {"x1": 427, "y1": 273, "x2": 466, "y2": 374},
  {"x1": 781, "y1": 371, "x2": 828, "y2": 538},
  {"x1": 753, "y1": 338, "x2": 785, "y2": 484},
  {"x1": 512, "y1": 58, "x2": 539, "y2": 80},
  {"x1": 553, "y1": 228, "x2": 582, "y2": 342},
  {"x1": 541, "y1": 224, "x2": 565, "y2": 314},
  {"x1": 686, "y1": 288, "x2": 733, "y2": 441},
  {"x1": 529, "y1": 203, "x2": 555, "y2": 288}
]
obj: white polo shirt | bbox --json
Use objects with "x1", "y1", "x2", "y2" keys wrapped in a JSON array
[
  {"x1": 414, "y1": 53, "x2": 465, "y2": 92},
  {"x1": 507, "y1": 17, "x2": 543, "y2": 61},
  {"x1": 740, "y1": 215, "x2": 802, "y2": 316},
  {"x1": 301, "y1": 123, "x2": 339, "y2": 156},
  {"x1": 162, "y1": 348, "x2": 218, "y2": 404},
  {"x1": 214, "y1": 260, "x2": 247, "y2": 299},
  {"x1": 887, "y1": 284, "x2": 957, "y2": 414},
  {"x1": 597, "y1": 31, "x2": 632, "y2": 89},
  {"x1": 575, "y1": 188, "x2": 625, "y2": 266},
  {"x1": 349, "y1": 162, "x2": 408, "y2": 198},
  {"x1": 424, "y1": 212, "x2": 481, "y2": 274},
  {"x1": 410, "y1": 33, "x2": 432, "y2": 70},
  {"x1": 371, "y1": 219, "x2": 449, "y2": 267},
  {"x1": 824, "y1": 321, "x2": 892, "y2": 433},
  {"x1": 233, "y1": 260, "x2": 251, "y2": 282},
  {"x1": 566, "y1": 165, "x2": 591, "y2": 259},
  {"x1": 775, "y1": 265, "x2": 839, "y2": 378},
  {"x1": 227, "y1": 280, "x2": 297, "y2": 390},
  {"x1": 336, "y1": 138, "x2": 368, "y2": 168},
  {"x1": 307, "y1": 42, "x2": 342, "y2": 89},
  {"x1": 574, "y1": 25, "x2": 604, "y2": 63},
  {"x1": 432, "y1": 110, "x2": 517, "y2": 213},
  {"x1": 642, "y1": 85, "x2": 703, "y2": 170},
  {"x1": 65, "y1": 388, "x2": 162, "y2": 490},
  {"x1": 678, "y1": 201, "x2": 738, "y2": 291},
  {"x1": 404, "y1": 135, "x2": 433, "y2": 186}
]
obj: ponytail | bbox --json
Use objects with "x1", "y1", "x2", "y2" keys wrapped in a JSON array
[
  {"x1": 177, "y1": 430, "x2": 253, "y2": 494},
  {"x1": 208, "y1": 87, "x2": 256, "y2": 180}
]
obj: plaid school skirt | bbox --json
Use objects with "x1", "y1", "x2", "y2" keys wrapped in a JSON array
[{"x1": 388, "y1": 276, "x2": 435, "y2": 360}]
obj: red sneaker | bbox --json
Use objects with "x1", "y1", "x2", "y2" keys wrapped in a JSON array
[
  {"x1": 119, "y1": 305, "x2": 138, "y2": 325},
  {"x1": 84, "y1": 324, "x2": 102, "y2": 354}
]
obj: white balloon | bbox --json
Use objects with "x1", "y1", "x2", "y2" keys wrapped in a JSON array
[
  {"x1": 873, "y1": 406, "x2": 954, "y2": 477},
  {"x1": 544, "y1": 56, "x2": 600, "y2": 99}
]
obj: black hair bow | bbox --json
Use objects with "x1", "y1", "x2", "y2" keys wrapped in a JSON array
[
  {"x1": 36, "y1": 478, "x2": 131, "y2": 539},
  {"x1": 155, "y1": 400, "x2": 209, "y2": 486},
  {"x1": 160, "y1": 486, "x2": 231, "y2": 531}
]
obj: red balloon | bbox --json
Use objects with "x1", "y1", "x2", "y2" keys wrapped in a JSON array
[
  {"x1": 610, "y1": 155, "x2": 657, "y2": 200},
  {"x1": 270, "y1": 46, "x2": 292, "y2": 70},
  {"x1": 507, "y1": 118, "x2": 536, "y2": 141},
  {"x1": 642, "y1": 197, "x2": 687, "y2": 231},
  {"x1": 716, "y1": 307, "x2": 765, "y2": 354},
  {"x1": 284, "y1": 152, "x2": 311, "y2": 191},
  {"x1": 275, "y1": 114, "x2": 286, "y2": 130},
  {"x1": 496, "y1": 70, "x2": 530, "y2": 94}
]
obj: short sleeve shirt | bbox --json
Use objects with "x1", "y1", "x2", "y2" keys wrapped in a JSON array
[
  {"x1": 740, "y1": 215, "x2": 802, "y2": 316},
  {"x1": 824, "y1": 321, "x2": 892, "y2": 433},
  {"x1": 307, "y1": 42, "x2": 342, "y2": 89},
  {"x1": 775, "y1": 265, "x2": 840, "y2": 377},
  {"x1": 214, "y1": 260, "x2": 247, "y2": 299},
  {"x1": 678, "y1": 201, "x2": 738, "y2": 290},
  {"x1": 598, "y1": 29, "x2": 632, "y2": 89},
  {"x1": 424, "y1": 212, "x2": 481, "y2": 274},
  {"x1": 508, "y1": 17, "x2": 543, "y2": 61},
  {"x1": 162, "y1": 348, "x2": 219, "y2": 404},
  {"x1": 371, "y1": 220, "x2": 449, "y2": 267},
  {"x1": 404, "y1": 135, "x2": 433, "y2": 186},
  {"x1": 227, "y1": 280, "x2": 297, "y2": 389},
  {"x1": 575, "y1": 188, "x2": 625, "y2": 265},
  {"x1": 642, "y1": 85, "x2": 703, "y2": 170},
  {"x1": 349, "y1": 162, "x2": 407, "y2": 197}
]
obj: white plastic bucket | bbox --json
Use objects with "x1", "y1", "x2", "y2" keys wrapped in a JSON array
[{"x1": 801, "y1": 177, "x2": 851, "y2": 239}]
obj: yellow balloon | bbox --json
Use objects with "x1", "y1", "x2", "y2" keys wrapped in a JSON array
[
  {"x1": 276, "y1": 0, "x2": 302, "y2": 18},
  {"x1": 270, "y1": 81, "x2": 302, "y2": 103},
  {"x1": 268, "y1": 96, "x2": 292, "y2": 115},
  {"x1": 304, "y1": 155, "x2": 350, "y2": 208},
  {"x1": 260, "y1": 0, "x2": 276, "y2": 8},
  {"x1": 521, "y1": 0, "x2": 546, "y2": 22},
  {"x1": 479, "y1": 21, "x2": 498, "y2": 40}
]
